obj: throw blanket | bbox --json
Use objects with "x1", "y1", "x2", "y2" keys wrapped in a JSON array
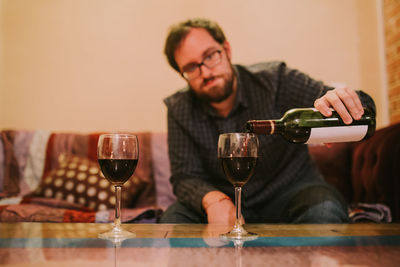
[
  {"x1": 0, "y1": 196, "x2": 161, "y2": 223},
  {"x1": 349, "y1": 203, "x2": 392, "y2": 223}
]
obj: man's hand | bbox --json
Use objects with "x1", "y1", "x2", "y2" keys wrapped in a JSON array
[
  {"x1": 314, "y1": 87, "x2": 364, "y2": 124},
  {"x1": 202, "y1": 191, "x2": 237, "y2": 225}
]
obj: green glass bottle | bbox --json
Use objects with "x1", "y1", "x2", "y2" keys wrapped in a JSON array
[{"x1": 245, "y1": 108, "x2": 376, "y2": 144}]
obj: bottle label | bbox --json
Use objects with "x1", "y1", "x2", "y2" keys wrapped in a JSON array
[{"x1": 306, "y1": 125, "x2": 368, "y2": 144}]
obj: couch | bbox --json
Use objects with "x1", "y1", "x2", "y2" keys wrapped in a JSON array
[
  {"x1": 1, "y1": 122, "x2": 399, "y2": 223},
  {"x1": 0, "y1": 131, "x2": 174, "y2": 223}
]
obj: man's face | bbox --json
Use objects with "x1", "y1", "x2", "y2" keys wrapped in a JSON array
[{"x1": 174, "y1": 28, "x2": 235, "y2": 103}]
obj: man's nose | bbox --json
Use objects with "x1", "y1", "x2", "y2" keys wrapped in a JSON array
[{"x1": 199, "y1": 64, "x2": 213, "y2": 78}]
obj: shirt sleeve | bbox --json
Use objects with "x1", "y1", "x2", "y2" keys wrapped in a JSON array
[
  {"x1": 274, "y1": 62, "x2": 332, "y2": 112},
  {"x1": 275, "y1": 62, "x2": 376, "y2": 114},
  {"x1": 166, "y1": 110, "x2": 219, "y2": 215}
]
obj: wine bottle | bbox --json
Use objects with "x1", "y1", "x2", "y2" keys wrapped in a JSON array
[{"x1": 245, "y1": 107, "x2": 375, "y2": 144}]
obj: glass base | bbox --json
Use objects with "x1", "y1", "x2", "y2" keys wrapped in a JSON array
[
  {"x1": 220, "y1": 225, "x2": 258, "y2": 242},
  {"x1": 99, "y1": 226, "x2": 135, "y2": 247}
]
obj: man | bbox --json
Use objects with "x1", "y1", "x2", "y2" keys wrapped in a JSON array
[{"x1": 160, "y1": 18, "x2": 375, "y2": 225}]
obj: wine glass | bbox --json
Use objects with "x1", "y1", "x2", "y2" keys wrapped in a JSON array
[
  {"x1": 218, "y1": 133, "x2": 258, "y2": 241},
  {"x1": 97, "y1": 134, "x2": 139, "y2": 241}
]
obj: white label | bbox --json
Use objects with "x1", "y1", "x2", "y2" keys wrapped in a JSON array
[{"x1": 306, "y1": 125, "x2": 368, "y2": 144}]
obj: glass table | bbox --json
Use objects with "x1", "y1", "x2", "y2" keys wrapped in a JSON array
[{"x1": 1, "y1": 223, "x2": 400, "y2": 266}]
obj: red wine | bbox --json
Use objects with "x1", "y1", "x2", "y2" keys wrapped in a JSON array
[
  {"x1": 98, "y1": 159, "x2": 138, "y2": 185},
  {"x1": 220, "y1": 157, "x2": 257, "y2": 187}
]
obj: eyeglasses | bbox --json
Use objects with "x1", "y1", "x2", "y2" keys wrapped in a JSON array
[{"x1": 181, "y1": 50, "x2": 222, "y2": 80}]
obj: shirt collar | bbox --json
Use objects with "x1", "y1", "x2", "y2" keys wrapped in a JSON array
[{"x1": 233, "y1": 65, "x2": 248, "y2": 110}]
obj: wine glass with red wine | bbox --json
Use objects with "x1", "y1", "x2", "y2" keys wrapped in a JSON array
[
  {"x1": 97, "y1": 134, "x2": 139, "y2": 241},
  {"x1": 218, "y1": 133, "x2": 258, "y2": 241}
]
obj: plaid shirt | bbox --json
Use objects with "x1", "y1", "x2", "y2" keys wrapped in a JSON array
[{"x1": 164, "y1": 61, "x2": 375, "y2": 215}]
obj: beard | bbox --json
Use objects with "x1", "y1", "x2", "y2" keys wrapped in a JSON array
[{"x1": 191, "y1": 64, "x2": 235, "y2": 104}]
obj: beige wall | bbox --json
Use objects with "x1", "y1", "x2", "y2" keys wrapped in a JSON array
[
  {"x1": 0, "y1": 0, "x2": 388, "y2": 132},
  {"x1": 383, "y1": 0, "x2": 400, "y2": 123}
]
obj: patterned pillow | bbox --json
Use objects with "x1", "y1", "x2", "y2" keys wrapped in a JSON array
[{"x1": 31, "y1": 154, "x2": 145, "y2": 211}]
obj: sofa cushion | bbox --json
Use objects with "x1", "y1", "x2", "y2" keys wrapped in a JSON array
[
  {"x1": 36, "y1": 132, "x2": 156, "y2": 209},
  {"x1": 31, "y1": 154, "x2": 146, "y2": 211},
  {"x1": 151, "y1": 133, "x2": 176, "y2": 210}
]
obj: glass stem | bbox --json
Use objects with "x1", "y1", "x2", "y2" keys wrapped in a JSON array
[
  {"x1": 235, "y1": 186, "x2": 242, "y2": 228},
  {"x1": 234, "y1": 240, "x2": 243, "y2": 267},
  {"x1": 114, "y1": 185, "x2": 122, "y2": 228}
]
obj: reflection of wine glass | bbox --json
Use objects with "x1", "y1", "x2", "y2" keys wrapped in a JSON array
[
  {"x1": 97, "y1": 134, "x2": 139, "y2": 241},
  {"x1": 218, "y1": 133, "x2": 258, "y2": 241},
  {"x1": 234, "y1": 239, "x2": 244, "y2": 267}
]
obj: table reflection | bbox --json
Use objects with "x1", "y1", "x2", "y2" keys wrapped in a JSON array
[{"x1": 1, "y1": 223, "x2": 400, "y2": 267}]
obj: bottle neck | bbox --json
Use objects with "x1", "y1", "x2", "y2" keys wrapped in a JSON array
[{"x1": 246, "y1": 120, "x2": 282, "y2": 134}]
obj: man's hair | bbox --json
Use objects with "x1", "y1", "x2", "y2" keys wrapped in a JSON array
[{"x1": 164, "y1": 18, "x2": 227, "y2": 72}]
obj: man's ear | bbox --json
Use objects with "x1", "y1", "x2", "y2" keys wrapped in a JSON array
[{"x1": 223, "y1": 41, "x2": 232, "y2": 60}]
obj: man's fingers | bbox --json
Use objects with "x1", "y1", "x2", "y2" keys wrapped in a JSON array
[
  {"x1": 314, "y1": 98, "x2": 332, "y2": 117},
  {"x1": 316, "y1": 90, "x2": 352, "y2": 124},
  {"x1": 345, "y1": 88, "x2": 364, "y2": 119},
  {"x1": 314, "y1": 88, "x2": 364, "y2": 124}
]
